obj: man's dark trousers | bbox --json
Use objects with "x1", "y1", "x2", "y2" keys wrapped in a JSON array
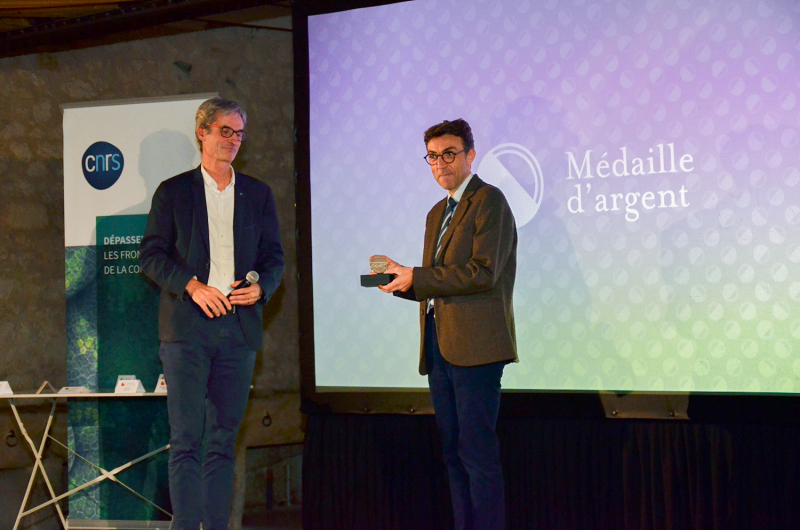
[
  {"x1": 159, "y1": 308, "x2": 256, "y2": 530},
  {"x1": 425, "y1": 312, "x2": 505, "y2": 530}
]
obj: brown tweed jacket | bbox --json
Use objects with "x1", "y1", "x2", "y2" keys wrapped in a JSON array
[{"x1": 397, "y1": 175, "x2": 518, "y2": 375}]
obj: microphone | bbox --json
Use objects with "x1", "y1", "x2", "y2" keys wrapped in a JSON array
[
  {"x1": 228, "y1": 271, "x2": 259, "y2": 313},
  {"x1": 229, "y1": 271, "x2": 260, "y2": 296}
]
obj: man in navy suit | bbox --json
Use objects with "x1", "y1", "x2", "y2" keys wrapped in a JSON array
[{"x1": 140, "y1": 97, "x2": 283, "y2": 530}]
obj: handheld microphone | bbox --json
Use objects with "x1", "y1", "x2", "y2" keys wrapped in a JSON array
[
  {"x1": 228, "y1": 271, "x2": 260, "y2": 313},
  {"x1": 230, "y1": 271, "x2": 259, "y2": 295}
]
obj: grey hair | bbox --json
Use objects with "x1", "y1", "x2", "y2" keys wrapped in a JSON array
[{"x1": 195, "y1": 97, "x2": 247, "y2": 151}]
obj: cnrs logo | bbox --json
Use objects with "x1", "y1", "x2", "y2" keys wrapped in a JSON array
[{"x1": 82, "y1": 141, "x2": 124, "y2": 190}]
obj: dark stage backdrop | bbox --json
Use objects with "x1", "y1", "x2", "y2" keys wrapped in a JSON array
[{"x1": 303, "y1": 413, "x2": 800, "y2": 530}]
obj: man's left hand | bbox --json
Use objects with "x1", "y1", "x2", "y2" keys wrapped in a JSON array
[
  {"x1": 378, "y1": 257, "x2": 413, "y2": 293},
  {"x1": 229, "y1": 280, "x2": 263, "y2": 306}
]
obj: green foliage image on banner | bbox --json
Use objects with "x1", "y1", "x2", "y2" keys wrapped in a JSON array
[{"x1": 66, "y1": 214, "x2": 170, "y2": 521}]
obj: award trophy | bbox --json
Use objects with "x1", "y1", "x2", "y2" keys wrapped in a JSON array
[{"x1": 360, "y1": 255, "x2": 395, "y2": 287}]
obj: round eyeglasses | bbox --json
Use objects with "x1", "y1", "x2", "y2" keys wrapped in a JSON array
[
  {"x1": 424, "y1": 148, "x2": 466, "y2": 165},
  {"x1": 207, "y1": 123, "x2": 247, "y2": 142}
]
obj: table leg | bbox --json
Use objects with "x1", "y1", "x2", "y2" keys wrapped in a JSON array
[{"x1": 10, "y1": 398, "x2": 68, "y2": 530}]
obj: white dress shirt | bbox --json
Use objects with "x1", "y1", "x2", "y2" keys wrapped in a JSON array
[
  {"x1": 201, "y1": 165, "x2": 236, "y2": 295},
  {"x1": 449, "y1": 173, "x2": 474, "y2": 204}
]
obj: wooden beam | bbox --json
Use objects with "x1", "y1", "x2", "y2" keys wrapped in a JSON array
[
  {"x1": 0, "y1": 0, "x2": 282, "y2": 58},
  {"x1": 0, "y1": 7, "x2": 117, "y2": 18},
  {"x1": 0, "y1": 1, "x2": 134, "y2": 8},
  {"x1": 0, "y1": 19, "x2": 31, "y2": 30}
]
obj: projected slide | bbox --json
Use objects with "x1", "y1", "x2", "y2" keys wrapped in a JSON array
[{"x1": 308, "y1": 0, "x2": 800, "y2": 393}]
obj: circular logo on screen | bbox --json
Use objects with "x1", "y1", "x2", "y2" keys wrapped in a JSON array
[
  {"x1": 477, "y1": 143, "x2": 543, "y2": 228},
  {"x1": 81, "y1": 141, "x2": 124, "y2": 190}
]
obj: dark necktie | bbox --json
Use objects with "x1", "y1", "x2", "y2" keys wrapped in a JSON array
[
  {"x1": 427, "y1": 197, "x2": 457, "y2": 313},
  {"x1": 434, "y1": 197, "x2": 457, "y2": 263}
]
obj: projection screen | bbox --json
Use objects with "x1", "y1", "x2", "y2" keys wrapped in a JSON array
[{"x1": 300, "y1": 0, "x2": 800, "y2": 397}]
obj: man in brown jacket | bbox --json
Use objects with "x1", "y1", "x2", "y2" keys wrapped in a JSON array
[{"x1": 379, "y1": 118, "x2": 517, "y2": 530}]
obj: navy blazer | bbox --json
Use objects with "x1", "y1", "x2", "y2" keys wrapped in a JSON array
[{"x1": 140, "y1": 167, "x2": 284, "y2": 350}]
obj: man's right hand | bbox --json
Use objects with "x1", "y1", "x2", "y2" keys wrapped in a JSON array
[
  {"x1": 378, "y1": 256, "x2": 413, "y2": 293},
  {"x1": 185, "y1": 278, "x2": 232, "y2": 318}
]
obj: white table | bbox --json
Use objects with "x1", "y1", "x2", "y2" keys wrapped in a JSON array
[{"x1": 1, "y1": 382, "x2": 171, "y2": 530}]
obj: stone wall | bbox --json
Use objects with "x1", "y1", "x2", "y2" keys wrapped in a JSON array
[{"x1": 0, "y1": 21, "x2": 299, "y2": 529}]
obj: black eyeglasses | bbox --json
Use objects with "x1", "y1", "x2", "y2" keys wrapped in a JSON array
[
  {"x1": 424, "y1": 148, "x2": 466, "y2": 165},
  {"x1": 207, "y1": 123, "x2": 247, "y2": 142}
]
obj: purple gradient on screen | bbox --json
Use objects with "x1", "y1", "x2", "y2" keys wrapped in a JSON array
[{"x1": 309, "y1": 0, "x2": 800, "y2": 393}]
